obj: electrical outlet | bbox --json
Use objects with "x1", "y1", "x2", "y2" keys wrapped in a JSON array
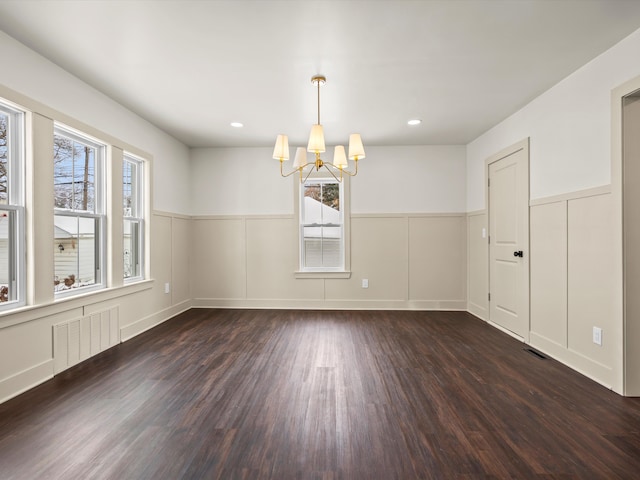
[
  {"x1": 164, "y1": 282, "x2": 170, "y2": 294},
  {"x1": 362, "y1": 279, "x2": 369, "y2": 289},
  {"x1": 593, "y1": 326, "x2": 602, "y2": 346}
]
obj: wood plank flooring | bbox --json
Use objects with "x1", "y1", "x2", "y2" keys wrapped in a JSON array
[{"x1": 1, "y1": 309, "x2": 640, "y2": 479}]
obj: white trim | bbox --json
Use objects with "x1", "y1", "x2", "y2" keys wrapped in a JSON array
[
  {"x1": 295, "y1": 174, "x2": 351, "y2": 274},
  {"x1": 529, "y1": 184, "x2": 611, "y2": 207},
  {"x1": 0, "y1": 279, "x2": 153, "y2": 329},
  {"x1": 0, "y1": 359, "x2": 54, "y2": 405},
  {"x1": 120, "y1": 299, "x2": 191, "y2": 341},
  {"x1": 352, "y1": 212, "x2": 466, "y2": 219},
  {"x1": 612, "y1": 74, "x2": 640, "y2": 395},
  {"x1": 0, "y1": 101, "x2": 26, "y2": 309},
  {"x1": 294, "y1": 271, "x2": 351, "y2": 279},
  {"x1": 530, "y1": 331, "x2": 614, "y2": 390},
  {"x1": 466, "y1": 209, "x2": 486, "y2": 217},
  {"x1": 191, "y1": 298, "x2": 467, "y2": 311}
]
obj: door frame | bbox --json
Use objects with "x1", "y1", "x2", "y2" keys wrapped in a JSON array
[
  {"x1": 485, "y1": 138, "x2": 531, "y2": 342},
  {"x1": 612, "y1": 75, "x2": 640, "y2": 396}
]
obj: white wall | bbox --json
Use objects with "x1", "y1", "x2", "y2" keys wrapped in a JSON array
[
  {"x1": 465, "y1": 27, "x2": 640, "y2": 393},
  {"x1": 0, "y1": 31, "x2": 192, "y2": 404},
  {"x1": 189, "y1": 145, "x2": 468, "y2": 311},
  {"x1": 0, "y1": 30, "x2": 190, "y2": 215},
  {"x1": 190, "y1": 145, "x2": 467, "y2": 215},
  {"x1": 467, "y1": 28, "x2": 640, "y2": 211},
  {"x1": 190, "y1": 147, "x2": 293, "y2": 216}
]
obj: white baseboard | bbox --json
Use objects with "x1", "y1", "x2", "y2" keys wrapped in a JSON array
[
  {"x1": 467, "y1": 302, "x2": 487, "y2": 321},
  {"x1": 192, "y1": 297, "x2": 467, "y2": 311},
  {"x1": 529, "y1": 331, "x2": 616, "y2": 392},
  {"x1": 0, "y1": 359, "x2": 54, "y2": 405},
  {"x1": 120, "y1": 300, "x2": 192, "y2": 341}
]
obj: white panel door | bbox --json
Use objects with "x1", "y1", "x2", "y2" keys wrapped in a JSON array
[{"x1": 488, "y1": 141, "x2": 529, "y2": 339}]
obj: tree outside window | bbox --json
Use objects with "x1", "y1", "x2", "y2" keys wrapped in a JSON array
[
  {"x1": 0, "y1": 102, "x2": 25, "y2": 308},
  {"x1": 53, "y1": 127, "x2": 104, "y2": 294}
]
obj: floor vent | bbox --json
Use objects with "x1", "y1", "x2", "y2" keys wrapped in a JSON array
[{"x1": 525, "y1": 348, "x2": 547, "y2": 360}]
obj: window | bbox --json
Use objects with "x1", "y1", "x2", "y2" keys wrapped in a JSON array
[
  {"x1": 0, "y1": 100, "x2": 25, "y2": 308},
  {"x1": 53, "y1": 126, "x2": 105, "y2": 295},
  {"x1": 299, "y1": 178, "x2": 345, "y2": 271},
  {"x1": 123, "y1": 154, "x2": 144, "y2": 281}
]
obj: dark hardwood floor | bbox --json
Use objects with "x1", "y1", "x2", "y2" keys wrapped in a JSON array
[{"x1": 1, "y1": 309, "x2": 640, "y2": 479}]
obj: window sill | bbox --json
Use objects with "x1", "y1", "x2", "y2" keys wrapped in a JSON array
[
  {"x1": 294, "y1": 271, "x2": 352, "y2": 279},
  {"x1": 0, "y1": 279, "x2": 154, "y2": 330}
]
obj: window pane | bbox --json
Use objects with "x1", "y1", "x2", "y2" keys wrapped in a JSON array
[
  {"x1": 0, "y1": 113, "x2": 8, "y2": 205},
  {"x1": 300, "y1": 179, "x2": 344, "y2": 270},
  {"x1": 53, "y1": 135, "x2": 73, "y2": 209},
  {"x1": 321, "y1": 226, "x2": 341, "y2": 267},
  {"x1": 73, "y1": 143, "x2": 95, "y2": 211},
  {"x1": 124, "y1": 219, "x2": 140, "y2": 278},
  {"x1": 123, "y1": 160, "x2": 132, "y2": 217},
  {"x1": 303, "y1": 225, "x2": 342, "y2": 268},
  {"x1": 54, "y1": 134, "x2": 96, "y2": 212},
  {"x1": 321, "y1": 183, "x2": 340, "y2": 211},
  {"x1": 0, "y1": 209, "x2": 11, "y2": 302},
  {"x1": 303, "y1": 225, "x2": 323, "y2": 267},
  {"x1": 0, "y1": 102, "x2": 24, "y2": 309},
  {"x1": 54, "y1": 215, "x2": 96, "y2": 292},
  {"x1": 123, "y1": 156, "x2": 143, "y2": 281}
]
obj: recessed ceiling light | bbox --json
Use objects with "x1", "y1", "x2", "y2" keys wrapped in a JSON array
[
  {"x1": 230, "y1": 122, "x2": 243, "y2": 128},
  {"x1": 407, "y1": 119, "x2": 422, "y2": 126}
]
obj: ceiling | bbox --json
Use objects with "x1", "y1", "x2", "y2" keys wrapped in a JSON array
[{"x1": 1, "y1": 0, "x2": 640, "y2": 149}]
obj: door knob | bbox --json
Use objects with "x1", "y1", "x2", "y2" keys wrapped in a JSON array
[{"x1": 513, "y1": 250, "x2": 523, "y2": 257}]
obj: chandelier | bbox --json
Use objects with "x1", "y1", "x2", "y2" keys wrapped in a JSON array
[{"x1": 272, "y1": 75, "x2": 365, "y2": 182}]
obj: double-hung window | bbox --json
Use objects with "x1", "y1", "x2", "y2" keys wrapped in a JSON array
[
  {"x1": 0, "y1": 100, "x2": 25, "y2": 308},
  {"x1": 123, "y1": 154, "x2": 144, "y2": 281},
  {"x1": 299, "y1": 178, "x2": 345, "y2": 271},
  {"x1": 53, "y1": 126, "x2": 105, "y2": 295}
]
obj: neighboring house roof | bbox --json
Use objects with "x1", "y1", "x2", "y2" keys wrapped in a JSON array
[
  {"x1": 303, "y1": 197, "x2": 340, "y2": 239},
  {"x1": 0, "y1": 215, "x2": 89, "y2": 239},
  {"x1": 54, "y1": 216, "x2": 94, "y2": 238}
]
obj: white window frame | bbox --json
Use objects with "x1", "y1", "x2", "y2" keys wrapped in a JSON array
[
  {"x1": 53, "y1": 125, "x2": 106, "y2": 297},
  {"x1": 123, "y1": 153, "x2": 145, "y2": 282},
  {"x1": 294, "y1": 174, "x2": 351, "y2": 278},
  {"x1": 0, "y1": 100, "x2": 26, "y2": 310}
]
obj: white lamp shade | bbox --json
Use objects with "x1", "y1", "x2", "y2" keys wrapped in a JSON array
[
  {"x1": 307, "y1": 124, "x2": 326, "y2": 153},
  {"x1": 293, "y1": 147, "x2": 307, "y2": 168},
  {"x1": 273, "y1": 134, "x2": 289, "y2": 160},
  {"x1": 348, "y1": 133, "x2": 365, "y2": 160},
  {"x1": 333, "y1": 145, "x2": 348, "y2": 168}
]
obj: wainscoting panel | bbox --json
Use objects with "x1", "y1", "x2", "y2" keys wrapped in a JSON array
[
  {"x1": 190, "y1": 217, "x2": 246, "y2": 300},
  {"x1": 530, "y1": 201, "x2": 567, "y2": 348},
  {"x1": 567, "y1": 193, "x2": 615, "y2": 373},
  {"x1": 245, "y1": 217, "x2": 323, "y2": 301},
  {"x1": 54, "y1": 306, "x2": 120, "y2": 374},
  {"x1": 408, "y1": 215, "x2": 466, "y2": 304},
  {"x1": 326, "y1": 216, "x2": 408, "y2": 302},
  {"x1": 467, "y1": 211, "x2": 488, "y2": 319},
  {"x1": 527, "y1": 189, "x2": 615, "y2": 388},
  {"x1": 191, "y1": 213, "x2": 467, "y2": 309}
]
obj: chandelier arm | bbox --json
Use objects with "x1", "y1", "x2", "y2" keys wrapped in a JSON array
[
  {"x1": 323, "y1": 162, "x2": 358, "y2": 178},
  {"x1": 280, "y1": 160, "x2": 307, "y2": 178},
  {"x1": 321, "y1": 164, "x2": 343, "y2": 183},
  {"x1": 302, "y1": 165, "x2": 317, "y2": 184}
]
